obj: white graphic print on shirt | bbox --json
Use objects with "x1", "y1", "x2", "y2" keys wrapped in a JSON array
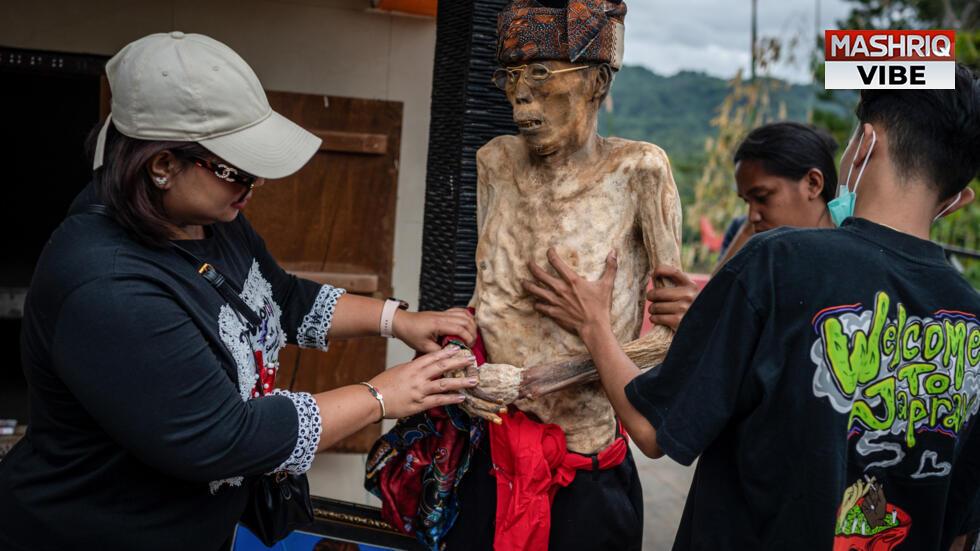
[
  {"x1": 211, "y1": 260, "x2": 286, "y2": 494},
  {"x1": 217, "y1": 260, "x2": 286, "y2": 402}
]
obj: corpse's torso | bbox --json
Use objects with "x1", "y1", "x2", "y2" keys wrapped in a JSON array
[{"x1": 472, "y1": 135, "x2": 664, "y2": 453}]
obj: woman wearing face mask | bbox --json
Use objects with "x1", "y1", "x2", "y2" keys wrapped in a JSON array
[
  {"x1": 648, "y1": 121, "x2": 839, "y2": 331},
  {"x1": 0, "y1": 32, "x2": 478, "y2": 551},
  {"x1": 712, "y1": 121, "x2": 839, "y2": 271}
]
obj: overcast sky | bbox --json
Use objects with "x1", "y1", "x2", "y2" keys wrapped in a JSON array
[{"x1": 623, "y1": 0, "x2": 854, "y2": 83}]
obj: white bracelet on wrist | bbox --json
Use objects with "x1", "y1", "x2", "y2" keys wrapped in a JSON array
[{"x1": 379, "y1": 298, "x2": 407, "y2": 338}]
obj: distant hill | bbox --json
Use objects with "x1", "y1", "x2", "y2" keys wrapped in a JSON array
[
  {"x1": 598, "y1": 65, "x2": 818, "y2": 161},
  {"x1": 598, "y1": 65, "x2": 858, "y2": 205}
]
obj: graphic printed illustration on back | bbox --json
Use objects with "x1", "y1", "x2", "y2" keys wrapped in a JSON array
[
  {"x1": 810, "y1": 292, "x2": 980, "y2": 548},
  {"x1": 834, "y1": 476, "x2": 910, "y2": 550}
]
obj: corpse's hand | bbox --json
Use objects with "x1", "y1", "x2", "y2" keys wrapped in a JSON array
[
  {"x1": 392, "y1": 308, "x2": 477, "y2": 353},
  {"x1": 646, "y1": 265, "x2": 698, "y2": 332},
  {"x1": 446, "y1": 347, "x2": 515, "y2": 425},
  {"x1": 368, "y1": 345, "x2": 478, "y2": 419},
  {"x1": 522, "y1": 248, "x2": 618, "y2": 336}
]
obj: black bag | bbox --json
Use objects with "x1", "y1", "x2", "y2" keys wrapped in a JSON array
[
  {"x1": 83, "y1": 205, "x2": 316, "y2": 546},
  {"x1": 240, "y1": 471, "x2": 315, "y2": 546}
]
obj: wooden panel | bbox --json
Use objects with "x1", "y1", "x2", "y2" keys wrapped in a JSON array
[
  {"x1": 246, "y1": 93, "x2": 401, "y2": 295},
  {"x1": 245, "y1": 93, "x2": 403, "y2": 453},
  {"x1": 314, "y1": 130, "x2": 388, "y2": 155},
  {"x1": 281, "y1": 261, "x2": 379, "y2": 294},
  {"x1": 374, "y1": 0, "x2": 437, "y2": 17}
]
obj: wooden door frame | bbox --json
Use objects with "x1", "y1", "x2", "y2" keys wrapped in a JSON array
[{"x1": 250, "y1": 92, "x2": 404, "y2": 453}]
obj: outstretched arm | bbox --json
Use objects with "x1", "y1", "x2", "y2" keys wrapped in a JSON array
[
  {"x1": 520, "y1": 266, "x2": 697, "y2": 399},
  {"x1": 519, "y1": 337, "x2": 670, "y2": 400}
]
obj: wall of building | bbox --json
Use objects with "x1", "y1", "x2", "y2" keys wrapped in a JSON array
[{"x1": 0, "y1": 0, "x2": 436, "y2": 505}]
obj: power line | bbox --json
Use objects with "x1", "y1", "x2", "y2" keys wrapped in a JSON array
[{"x1": 751, "y1": 0, "x2": 758, "y2": 81}]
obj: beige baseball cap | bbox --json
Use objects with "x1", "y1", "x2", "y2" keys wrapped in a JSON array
[{"x1": 94, "y1": 31, "x2": 321, "y2": 179}]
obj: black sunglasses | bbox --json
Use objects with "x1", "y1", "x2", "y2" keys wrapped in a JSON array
[{"x1": 182, "y1": 155, "x2": 259, "y2": 189}]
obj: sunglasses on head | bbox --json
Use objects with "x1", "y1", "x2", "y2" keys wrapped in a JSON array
[{"x1": 182, "y1": 155, "x2": 259, "y2": 190}]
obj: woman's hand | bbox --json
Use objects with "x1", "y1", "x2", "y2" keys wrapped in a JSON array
[
  {"x1": 522, "y1": 248, "x2": 618, "y2": 336},
  {"x1": 646, "y1": 265, "x2": 699, "y2": 331},
  {"x1": 392, "y1": 308, "x2": 477, "y2": 353},
  {"x1": 367, "y1": 345, "x2": 477, "y2": 419}
]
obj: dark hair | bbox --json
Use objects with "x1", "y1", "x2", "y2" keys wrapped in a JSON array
[
  {"x1": 85, "y1": 121, "x2": 211, "y2": 248},
  {"x1": 733, "y1": 121, "x2": 839, "y2": 204},
  {"x1": 855, "y1": 63, "x2": 980, "y2": 200}
]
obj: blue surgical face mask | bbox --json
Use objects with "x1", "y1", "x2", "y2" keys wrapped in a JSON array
[{"x1": 829, "y1": 128, "x2": 877, "y2": 227}]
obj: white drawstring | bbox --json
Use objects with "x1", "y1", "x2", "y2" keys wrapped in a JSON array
[{"x1": 92, "y1": 113, "x2": 112, "y2": 170}]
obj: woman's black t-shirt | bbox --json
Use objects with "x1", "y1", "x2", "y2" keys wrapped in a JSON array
[
  {"x1": 628, "y1": 218, "x2": 980, "y2": 550},
  {"x1": 0, "y1": 184, "x2": 345, "y2": 550}
]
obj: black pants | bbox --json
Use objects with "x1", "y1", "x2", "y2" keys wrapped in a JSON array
[{"x1": 443, "y1": 439, "x2": 644, "y2": 551}]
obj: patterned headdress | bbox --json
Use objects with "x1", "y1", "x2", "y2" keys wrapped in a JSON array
[{"x1": 497, "y1": 0, "x2": 627, "y2": 69}]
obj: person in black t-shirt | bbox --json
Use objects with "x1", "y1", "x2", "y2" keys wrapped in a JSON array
[
  {"x1": 524, "y1": 63, "x2": 980, "y2": 549},
  {"x1": 0, "y1": 33, "x2": 479, "y2": 551}
]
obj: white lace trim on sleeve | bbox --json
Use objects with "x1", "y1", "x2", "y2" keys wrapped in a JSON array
[
  {"x1": 296, "y1": 285, "x2": 346, "y2": 351},
  {"x1": 269, "y1": 389, "x2": 322, "y2": 475}
]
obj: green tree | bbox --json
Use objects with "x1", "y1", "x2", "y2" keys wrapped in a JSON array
[
  {"x1": 683, "y1": 38, "x2": 797, "y2": 272},
  {"x1": 841, "y1": 0, "x2": 978, "y2": 33}
]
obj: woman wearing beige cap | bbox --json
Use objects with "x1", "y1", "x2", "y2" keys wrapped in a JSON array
[{"x1": 0, "y1": 32, "x2": 477, "y2": 550}]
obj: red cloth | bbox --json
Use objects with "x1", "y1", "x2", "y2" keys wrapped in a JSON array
[
  {"x1": 489, "y1": 410, "x2": 629, "y2": 551},
  {"x1": 441, "y1": 312, "x2": 630, "y2": 551}
]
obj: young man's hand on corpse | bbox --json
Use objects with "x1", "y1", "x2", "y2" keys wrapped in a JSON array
[{"x1": 523, "y1": 247, "x2": 664, "y2": 458}]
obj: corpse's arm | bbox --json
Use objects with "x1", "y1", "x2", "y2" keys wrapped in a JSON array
[
  {"x1": 520, "y1": 146, "x2": 683, "y2": 399},
  {"x1": 448, "y1": 145, "x2": 512, "y2": 424},
  {"x1": 519, "y1": 337, "x2": 669, "y2": 399}
]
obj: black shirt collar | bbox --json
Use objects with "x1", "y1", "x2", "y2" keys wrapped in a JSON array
[{"x1": 841, "y1": 217, "x2": 948, "y2": 265}]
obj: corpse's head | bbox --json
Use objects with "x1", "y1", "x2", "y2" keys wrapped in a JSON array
[{"x1": 495, "y1": 60, "x2": 613, "y2": 158}]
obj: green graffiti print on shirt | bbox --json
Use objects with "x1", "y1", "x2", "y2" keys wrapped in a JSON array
[
  {"x1": 823, "y1": 292, "x2": 891, "y2": 396},
  {"x1": 818, "y1": 292, "x2": 980, "y2": 448}
]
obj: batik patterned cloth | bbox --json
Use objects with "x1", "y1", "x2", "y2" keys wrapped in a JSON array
[
  {"x1": 365, "y1": 405, "x2": 484, "y2": 551},
  {"x1": 364, "y1": 327, "x2": 487, "y2": 551},
  {"x1": 497, "y1": 0, "x2": 627, "y2": 69}
]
